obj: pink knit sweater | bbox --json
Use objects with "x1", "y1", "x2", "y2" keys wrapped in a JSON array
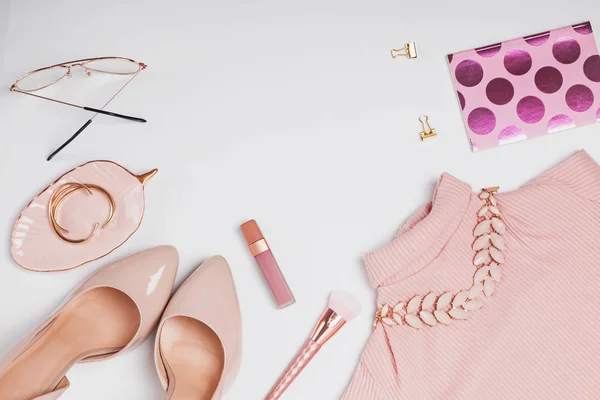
[{"x1": 342, "y1": 151, "x2": 600, "y2": 399}]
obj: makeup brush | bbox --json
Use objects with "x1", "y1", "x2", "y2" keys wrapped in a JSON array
[{"x1": 265, "y1": 291, "x2": 361, "y2": 400}]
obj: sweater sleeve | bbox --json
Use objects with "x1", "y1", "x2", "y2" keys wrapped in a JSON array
[
  {"x1": 340, "y1": 362, "x2": 386, "y2": 400},
  {"x1": 340, "y1": 328, "x2": 402, "y2": 400},
  {"x1": 531, "y1": 150, "x2": 600, "y2": 203}
]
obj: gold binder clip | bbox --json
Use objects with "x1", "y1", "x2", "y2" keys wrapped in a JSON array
[
  {"x1": 419, "y1": 115, "x2": 436, "y2": 141},
  {"x1": 391, "y1": 42, "x2": 418, "y2": 59}
]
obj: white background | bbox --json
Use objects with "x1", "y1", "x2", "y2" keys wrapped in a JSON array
[{"x1": 0, "y1": 1, "x2": 599, "y2": 399}]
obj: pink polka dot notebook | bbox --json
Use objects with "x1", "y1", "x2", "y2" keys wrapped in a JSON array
[{"x1": 448, "y1": 21, "x2": 600, "y2": 151}]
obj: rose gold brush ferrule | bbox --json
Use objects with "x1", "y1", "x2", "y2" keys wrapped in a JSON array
[
  {"x1": 265, "y1": 339, "x2": 321, "y2": 400},
  {"x1": 309, "y1": 308, "x2": 347, "y2": 346},
  {"x1": 264, "y1": 308, "x2": 347, "y2": 400}
]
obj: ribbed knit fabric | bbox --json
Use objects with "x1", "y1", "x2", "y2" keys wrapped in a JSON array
[{"x1": 342, "y1": 150, "x2": 600, "y2": 399}]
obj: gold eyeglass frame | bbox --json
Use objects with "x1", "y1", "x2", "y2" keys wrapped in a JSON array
[
  {"x1": 10, "y1": 56, "x2": 148, "y2": 161},
  {"x1": 10, "y1": 56, "x2": 147, "y2": 107}
]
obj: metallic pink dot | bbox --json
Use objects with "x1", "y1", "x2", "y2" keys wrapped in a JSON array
[
  {"x1": 476, "y1": 43, "x2": 502, "y2": 58},
  {"x1": 573, "y1": 22, "x2": 593, "y2": 35},
  {"x1": 447, "y1": 54, "x2": 453, "y2": 63},
  {"x1": 455, "y1": 60, "x2": 484, "y2": 87},
  {"x1": 535, "y1": 66, "x2": 563, "y2": 94},
  {"x1": 565, "y1": 84, "x2": 594, "y2": 112},
  {"x1": 583, "y1": 55, "x2": 600, "y2": 82},
  {"x1": 517, "y1": 96, "x2": 545, "y2": 123},
  {"x1": 504, "y1": 49, "x2": 532, "y2": 76},
  {"x1": 486, "y1": 78, "x2": 514, "y2": 105},
  {"x1": 553, "y1": 37, "x2": 581, "y2": 64},
  {"x1": 498, "y1": 126, "x2": 527, "y2": 145},
  {"x1": 597, "y1": 108, "x2": 600, "y2": 121},
  {"x1": 547, "y1": 114, "x2": 575, "y2": 133},
  {"x1": 524, "y1": 31, "x2": 550, "y2": 46},
  {"x1": 468, "y1": 107, "x2": 496, "y2": 135},
  {"x1": 457, "y1": 91, "x2": 466, "y2": 110}
]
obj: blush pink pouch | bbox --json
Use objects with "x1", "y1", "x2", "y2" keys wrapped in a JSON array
[{"x1": 448, "y1": 21, "x2": 600, "y2": 151}]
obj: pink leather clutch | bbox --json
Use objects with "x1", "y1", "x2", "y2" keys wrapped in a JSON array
[{"x1": 448, "y1": 21, "x2": 600, "y2": 151}]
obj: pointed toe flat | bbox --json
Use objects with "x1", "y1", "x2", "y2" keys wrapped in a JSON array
[
  {"x1": 0, "y1": 245, "x2": 179, "y2": 400},
  {"x1": 154, "y1": 256, "x2": 242, "y2": 400}
]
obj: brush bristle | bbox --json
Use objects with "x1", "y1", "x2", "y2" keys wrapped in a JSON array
[{"x1": 328, "y1": 291, "x2": 361, "y2": 321}]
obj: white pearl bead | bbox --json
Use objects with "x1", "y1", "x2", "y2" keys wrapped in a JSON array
[
  {"x1": 419, "y1": 311, "x2": 437, "y2": 326},
  {"x1": 449, "y1": 308, "x2": 468, "y2": 320},
  {"x1": 490, "y1": 232, "x2": 505, "y2": 250},
  {"x1": 474, "y1": 249, "x2": 490, "y2": 266},
  {"x1": 489, "y1": 247, "x2": 505, "y2": 263},
  {"x1": 473, "y1": 234, "x2": 490, "y2": 251},
  {"x1": 405, "y1": 314, "x2": 424, "y2": 329},
  {"x1": 434, "y1": 310, "x2": 452, "y2": 325},
  {"x1": 474, "y1": 219, "x2": 492, "y2": 236},
  {"x1": 491, "y1": 217, "x2": 506, "y2": 234}
]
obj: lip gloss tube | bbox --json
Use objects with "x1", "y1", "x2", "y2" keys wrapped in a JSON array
[{"x1": 240, "y1": 220, "x2": 296, "y2": 309}]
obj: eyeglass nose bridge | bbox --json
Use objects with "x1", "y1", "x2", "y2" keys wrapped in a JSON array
[{"x1": 65, "y1": 63, "x2": 92, "y2": 77}]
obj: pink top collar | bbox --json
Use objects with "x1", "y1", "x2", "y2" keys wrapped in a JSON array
[{"x1": 364, "y1": 173, "x2": 473, "y2": 287}]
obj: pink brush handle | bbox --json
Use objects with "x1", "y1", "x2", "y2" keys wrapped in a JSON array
[{"x1": 265, "y1": 340, "x2": 321, "y2": 400}]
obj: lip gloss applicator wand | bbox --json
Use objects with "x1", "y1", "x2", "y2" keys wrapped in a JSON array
[{"x1": 265, "y1": 291, "x2": 361, "y2": 400}]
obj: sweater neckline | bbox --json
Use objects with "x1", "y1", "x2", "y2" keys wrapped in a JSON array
[{"x1": 364, "y1": 173, "x2": 473, "y2": 288}]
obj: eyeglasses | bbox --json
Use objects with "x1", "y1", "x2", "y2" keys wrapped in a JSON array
[{"x1": 10, "y1": 56, "x2": 147, "y2": 161}]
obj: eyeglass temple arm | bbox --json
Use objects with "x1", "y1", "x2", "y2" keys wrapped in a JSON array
[
  {"x1": 83, "y1": 107, "x2": 146, "y2": 122},
  {"x1": 46, "y1": 109, "x2": 146, "y2": 161},
  {"x1": 47, "y1": 120, "x2": 93, "y2": 161},
  {"x1": 10, "y1": 88, "x2": 146, "y2": 122}
]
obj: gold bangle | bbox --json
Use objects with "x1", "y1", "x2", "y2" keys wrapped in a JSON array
[{"x1": 48, "y1": 182, "x2": 116, "y2": 244}]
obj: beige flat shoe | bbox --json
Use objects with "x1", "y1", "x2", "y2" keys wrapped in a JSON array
[
  {"x1": 154, "y1": 256, "x2": 242, "y2": 400},
  {"x1": 0, "y1": 246, "x2": 179, "y2": 400}
]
